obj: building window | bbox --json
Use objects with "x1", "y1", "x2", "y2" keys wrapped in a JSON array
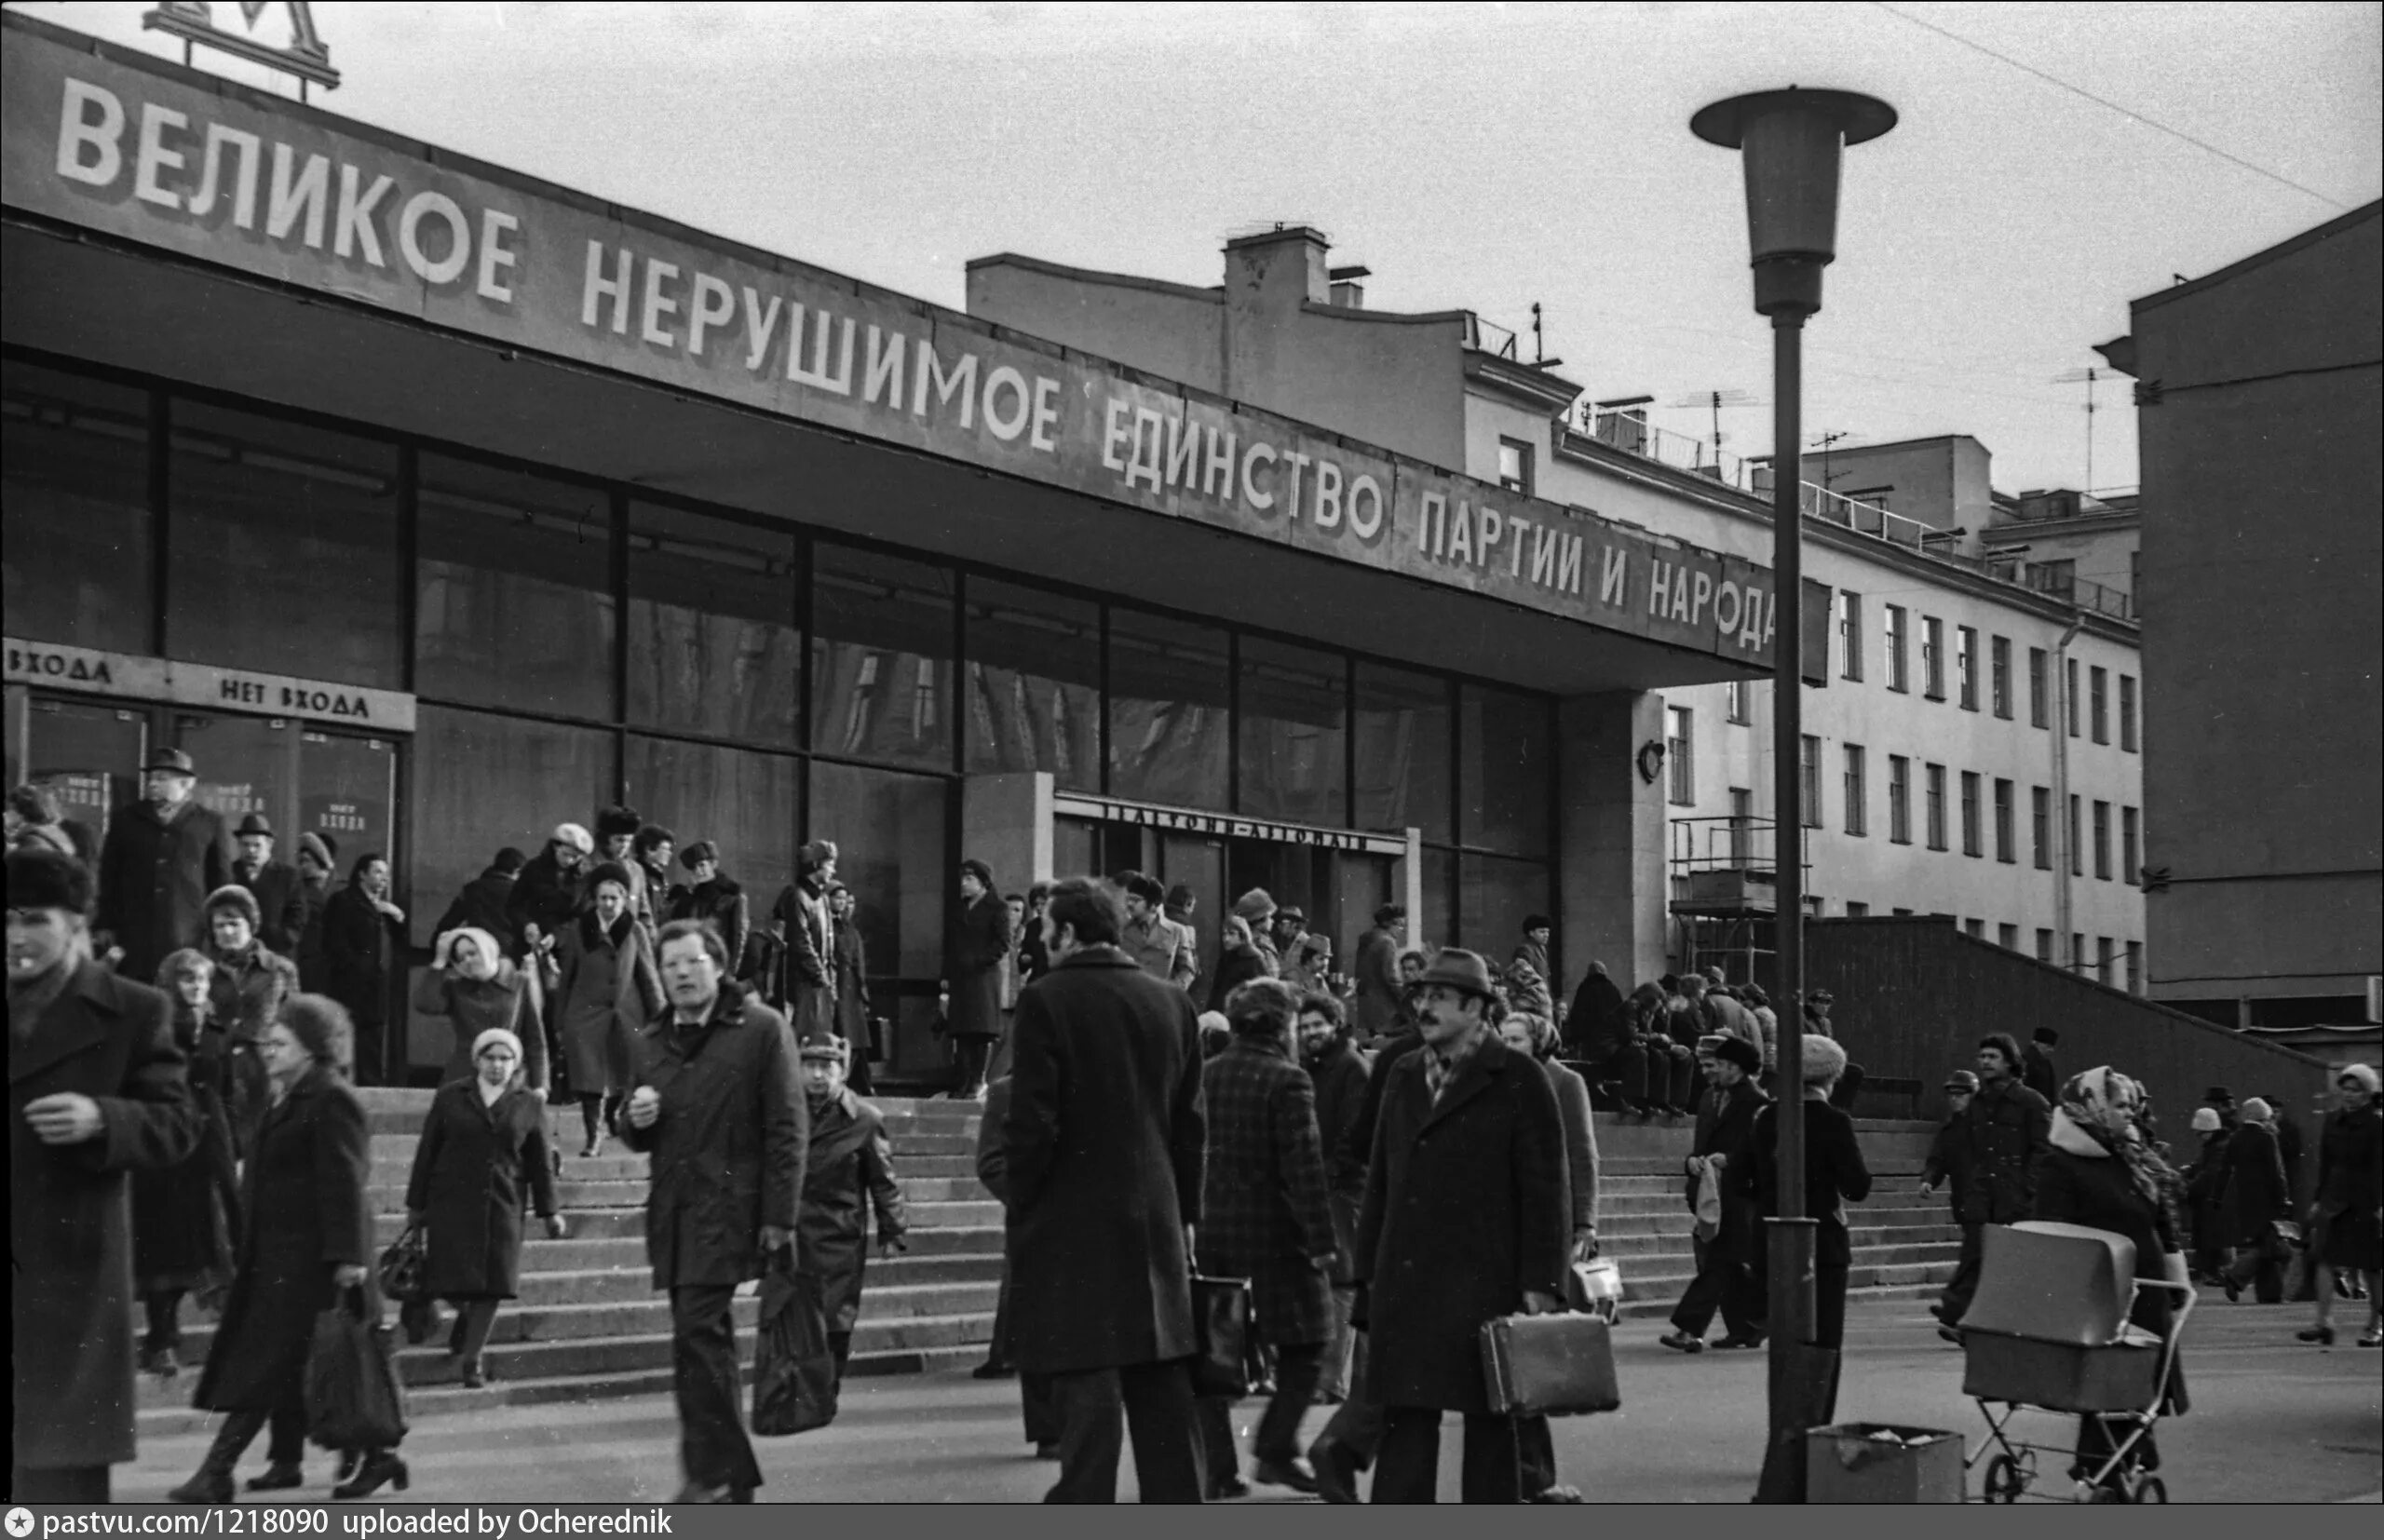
[
  {"x1": 413, "y1": 707, "x2": 616, "y2": 939},
  {"x1": 3, "y1": 360, "x2": 156, "y2": 657},
  {"x1": 2035, "y1": 927, "x2": 2053, "y2": 962},
  {"x1": 1843, "y1": 745, "x2": 1866, "y2": 836},
  {"x1": 1885, "y1": 605, "x2": 1908, "y2": 692},
  {"x1": 1355, "y1": 663, "x2": 1452, "y2": 842},
  {"x1": 1108, "y1": 606, "x2": 1230, "y2": 808},
  {"x1": 2097, "y1": 936, "x2": 2115, "y2": 986},
  {"x1": 1921, "y1": 616, "x2": 1945, "y2": 699},
  {"x1": 2090, "y1": 666, "x2": 2109, "y2": 744},
  {"x1": 1725, "y1": 677, "x2": 1751, "y2": 724},
  {"x1": 813, "y1": 543, "x2": 956, "y2": 775},
  {"x1": 1497, "y1": 438, "x2": 1534, "y2": 497},
  {"x1": 1847, "y1": 900, "x2": 1870, "y2": 918},
  {"x1": 2066, "y1": 656, "x2": 2080, "y2": 738},
  {"x1": 1889, "y1": 756, "x2": 1912, "y2": 844},
  {"x1": 2071, "y1": 931, "x2": 2086, "y2": 971},
  {"x1": 1801, "y1": 734, "x2": 1822, "y2": 829},
  {"x1": 1957, "y1": 626, "x2": 1979, "y2": 710},
  {"x1": 1964, "y1": 917, "x2": 1985, "y2": 939},
  {"x1": 2093, "y1": 800, "x2": 2112, "y2": 880},
  {"x1": 1925, "y1": 763, "x2": 1948, "y2": 851},
  {"x1": 2068, "y1": 794, "x2": 2083, "y2": 876},
  {"x1": 2028, "y1": 646, "x2": 2050, "y2": 728},
  {"x1": 625, "y1": 735, "x2": 803, "y2": 914},
  {"x1": 2120, "y1": 674, "x2": 2138, "y2": 752},
  {"x1": 1991, "y1": 635, "x2": 2012, "y2": 719},
  {"x1": 2037, "y1": 558, "x2": 2077, "y2": 600},
  {"x1": 1837, "y1": 591, "x2": 1863, "y2": 682},
  {"x1": 1667, "y1": 706, "x2": 1695, "y2": 806},
  {"x1": 1961, "y1": 772, "x2": 1984, "y2": 857},
  {"x1": 628, "y1": 502, "x2": 802, "y2": 749},
  {"x1": 2122, "y1": 805, "x2": 2140, "y2": 886},
  {"x1": 1998, "y1": 922, "x2": 2019, "y2": 951},
  {"x1": 1458, "y1": 685, "x2": 1551, "y2": 855},
  {"x1": 964, "y1": 578, "x2": 1101, "y2": 789},
  {"x1": 2032, "y1": 786, "x2": 2052, "y2": 870},
  {"x1": 1993, "y1": 778, "x2": 2016, "y2": 864},
  {"x1": 1239, "y1": 635, "x2": 1349, "y2": 828},
  {"x1": 2125, "y1": 940, "x2": 2143, "y2": 994},
  {"x1": 1728, "y1": 787, "x2": 1754, "y2": 864}
]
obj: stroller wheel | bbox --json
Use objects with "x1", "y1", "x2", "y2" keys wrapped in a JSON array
[
  {"x1": 2133, "y1": 1477, "x2": 2167, "y2": 1504},
  {"x1": 1982, "y1": 1454, "x2": 2025, "y2": 1504}
]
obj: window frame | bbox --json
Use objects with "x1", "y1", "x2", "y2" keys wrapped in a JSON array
[
  {"x1": 1921, "y1": 615, "x2": 1945, "y2": 700},
  {"x1": 1924, "y1": 762, "x2": 1948, "y2": 851},
  {"x1": 1837, "y1": 591, "x2": 1862, "y2": 682},
  {"x1": 2120, "y1": 673, "x2": 2138, "y2": 752},
  {"x1": 1993, "y1": 777, "x2": 2015, "y2": 864},
  {"x1": 1800, "y1": 734, "x2": 1822, "y2": 830},
  {"x1": 1990, "y1": 635, "x2": 2012, "y2": 719},
  {"x1": 1888, "y1": 755, "x2": 1912, "y2": 844},
  {"x1": 1884, "y1": 605, "x2": 1909, "y2": 693},
  {"x1": 1666, "y1": 705, "x2": 1695, "y2": 807},
  {"x1": 2090, "y1": 665, "x2": 2109, "y2": 744},
  {"x1": 2031, "y1": 785, "x2": 2052, "y2": 870},
  {"x1": 2028, "y1": 646, "x2": 2049, "y2": 729},
  {"x1": 1956, "y1": 625, "x2": 1979, "y2": 710},
  {"x1": 1842, "y1": 743, "x2": 1866, "y2": 836},
  {"x1": 1960, "y1": 770, "x2": 1983, "y2": 858},
  {"x1": 1497, "y1": 438, "x2": 1534, "y2": 497},
  {"x1": 2122, "y1": 804, "x2": 2140, "y2": 886}
]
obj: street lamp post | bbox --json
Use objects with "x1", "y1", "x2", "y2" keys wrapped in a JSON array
[{"x1": 1692, "y1": 85, "x2": 1896, "y2": 1504}]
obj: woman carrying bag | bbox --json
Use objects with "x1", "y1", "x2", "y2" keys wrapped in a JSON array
[
  {"x1": 170, "y1": 995, "x2": 405, "y2": 1502},
  {"x1": 415, "y1": 927, "x2": 548, "y2": 1095},
  {"x1": 405, "y1": 1027, "x2": 567, "y2": 1389}
]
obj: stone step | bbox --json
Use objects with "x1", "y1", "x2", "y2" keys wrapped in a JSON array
[
  {"x1": 366, "y1": 1196, "x2": 997, "y2": 1250},
  {"x1": 353, "y1": 1222, "x2": 1010, "y2": 1274},
  {"x1": 364, "y1": 1170, "x2": 993, "y2": 1215},
  {"x1": 1611, "y1": 1247, "x2": 1959, "y2": 1302},
  {"x1": 1594, "y1": 1188, "x2": 1943, "y2": 1218},
  {"x1": 368, "y1": 1130, "x2": 981, "y2": 1163}
]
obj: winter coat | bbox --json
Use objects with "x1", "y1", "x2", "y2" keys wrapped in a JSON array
[
  {"x1": 2311, "y1": 1104, "x2": 2382, "y2": 1271},
  {"x1": 1197, "y1": 1036, "x2": 1337, "y2": 1347},
  {"x1": 2033, "y1": 1148, "x2": 2188, "y2": 1415},
  {"x1": 505, "y1": 850, "x2": 585, "y2": 959},
  {"x1": 1547, "y1": 1059, "x2": 1601, "y2": 1231},
  {"x1": 10, "y1": 962, "x2": 201, "y2": 1469},
  {"x1": 1687, "y1": 1075, "x2": 1772, "y2": 1266},
  {"x1": 2185, "y1": 1129, "x2": 2237, "y2": 1250},
  {"x1": 433, "y1": 867, "x2": 523, "y2": 959},
  {"x1": 205, "y1": 939, "x2": 298, "y2": 1160},
  {"x1": 2221, "y1": 1120, "x2": 2291, "y2": 1247},
  {"x1": 133, "y1": 998, "x2": 240, "y2": 1290},
  {"x1": 1307, "y1": 1036, "x2": 1372, "y2": 1285},
  {"x1": 193, "y1": 1066, "x2": 370, "y2": 1412},
  {"x1": 1121, "y1": 911, "x2": 1199, "y2": 992},
  {"x1": 1513, "y1": 939, "x2": 1552, "y2": 994},
  {"x1": 1002, "y1": 945, "x2": 1205, "y2": 1375},
  {"x1": 1958, "y1": 1076, "x2": 2051, "y2": 1225},
  {"x1": 738, "y1": 926, "x2": 787, "y2": 1010},
  {"x1": 946, "y1": 891, "x2": 1014, "y2": 1042},
  {"x1": 320, "y1": 885, "x2": 402, "y2": 1029},
  {"x1": 1563, "y1": 964, "x2": 1632, "y2": 1063},
  {"x1": 2021, "y1": 1044, "x2": 2059, "y2": 1104},
  {"x1": 1344, "y1": 1029, "x2": 1425, "y2": 1182},
  {"x1": 416, "y1": 960, "x2": 548, "y2": 1093},
  {"x1": 1700, "y1": 993, "x2": 1764, "y2": 1062},
  {"x1": 1354, "y1": 1030, "x2": 1569, "y2": 1413},
  {"x1": 619, "y1": 985, "x2": 807, "y2": 1289},
  {"x1": 404, "y1": 1078, "x2": 557, "y2": 1299},
  {"x1": 294, "y1": 879, "x2": 333, "y2": 993},
  {"x1": 230, "y1": 857, "x2": 309, "y2": 959},
  {"x1": 665, "y1": 877, "x2": 750, "y2": 986},
  {"x1": 773, "y1": 883, "x2": 836, "y2": 1044},
  {"x1": 1923, "y1": 1111, "x2": 1974, "y2": 1218},
  {"x1": 551, "y1": 911, "x2": 663, "y2": 1098},
  {"x1": 1205, "y1": 942, "x2": 1270, "y2": 1015},
  {"x1": 95, "y1": 797, "x2": 233, "y2": 984},
  {"x1": 633, "y1": 858, "x2": 671, "y2": 936},
  {"x1": 1747, "y1": 1098, "x2": 1874, "y2": 1268},
  {"x1": 831, "y1": 917, "x2": 873, "y2": 1055},
  {"x1": 1351, "y1": 925, "x2": 1403, "y2": 1042},
  {"x1": 796, "y1": 1088, "x2": 907, "y2": 1335}
]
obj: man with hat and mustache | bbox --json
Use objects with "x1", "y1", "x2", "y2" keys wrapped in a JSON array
[
  {"x1": 1350, "y1": 948, "x2": 1568, "y2": 1503},
  {"x1": 96, "y1": 748, "x2": 234, "y2": 985},
  {"x1": 1660, "y1": 1033, "x2": 1771, "y2": 1353},
  {"x1": 227, "y1": 813, "x2": 306, "y2": 959}
]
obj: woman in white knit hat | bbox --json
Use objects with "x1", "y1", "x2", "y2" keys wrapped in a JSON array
[
  {"x1": 2300, "y1": 1063, "x2": 2382, "y2": 1347},
  {"x1": 402, "y1": 1025, "x2": 567, "y2": 1387}
]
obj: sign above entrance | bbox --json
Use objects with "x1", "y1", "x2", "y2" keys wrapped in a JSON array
[
  {"x1": 0, "y1": 16, "x2": 1781, "y2": 672},
  {"x1": 142, "y1": 2, "x2": 339, "y2": 93},
  {"x1": 5, "y1": 638, "x2": 416, "y2": 732},
  {"x1": 1053, "y1": 793, "x2": 1411, "y2": 857}
]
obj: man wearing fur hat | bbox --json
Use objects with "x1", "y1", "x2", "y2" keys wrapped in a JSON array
[
  {"x1": 227, "y1": 814, "x2": 307, "y2": 959},
  {"x1": 9, "y1": 846, "x2": 202, "y2": 1501},
  {"x1": 593, "y1": 805, "x2": 650, "y2": 924},
  {"x1": 96, "y1": 748, "x2": 234, "y2": 985},
  {"x1": 1936, "y1": 1033, "x2": 2051, "y2": 1330},
  {"x1": 795, "y1": 1035, "x2": 907, "y2": 1399},
  {"x1": 1660, "y1": 1033, "x2": 1771, "y2": 1353}
]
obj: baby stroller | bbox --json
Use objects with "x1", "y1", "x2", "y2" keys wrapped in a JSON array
[{"x1": 1954, "y1": 1222, "x2": 2193, "y2": 1504}]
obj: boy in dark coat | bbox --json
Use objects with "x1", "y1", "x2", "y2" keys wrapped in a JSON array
[{"x1": 795, "y1": 1035, "x2": 907, "y2": 1393}]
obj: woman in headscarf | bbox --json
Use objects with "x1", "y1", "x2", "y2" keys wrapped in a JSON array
[
  {"x1": 2218, "y1": 1097, "x2": 2292, "y2": 1304},
  {"x1": 548, "y1": 863, "x2": 663, "y2": 1157},
  {"x1": 404, "y1": 1026, "x2": 565, "y2": 1389},
  {"x1": 133, "y1": 950, "x2": 242, "y2": 1380},
  {"x1": 2299, "y1": 1063, "x2": 2381, "y2": 1347},
  {"x1": 2033, "y1": 1066, "x2": 2189, "y2": 1492},
  {"x1": 414, "y1": 926, "x2": 547, "y2": 1094}
]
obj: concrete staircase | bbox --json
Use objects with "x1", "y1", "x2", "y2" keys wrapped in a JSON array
[{"x1": 134, "y1": 1091, "x2": 1957, "y2": 1437}]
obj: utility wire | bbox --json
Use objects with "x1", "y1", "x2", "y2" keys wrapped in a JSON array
[{"x1": 1872, "y1": 2, "x2": 2356, "y2": 211}]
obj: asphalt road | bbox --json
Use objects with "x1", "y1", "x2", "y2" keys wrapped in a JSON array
[{"x1": 110, "y1": 1298, "x2": 2381, "y2": 1504}]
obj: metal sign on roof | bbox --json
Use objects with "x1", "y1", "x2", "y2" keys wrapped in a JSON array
[{"x1": 142, "y1": 2, "x2": 338, "y2": 92}]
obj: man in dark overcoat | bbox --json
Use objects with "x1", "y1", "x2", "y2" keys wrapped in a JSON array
[
  {"x1": 1939, "y1": 1033, "x2": 2051, "y2": 1325},
  {"x1": 9, "y1": 847, "x2": 201, "y2": 1502},
  {"x1": 1352, "y1": 949, "x2": 1568, "y2": 1504},
  {"x1": 227, "y1": 814, "x2": 309, "y2": 959},
  {"x1": 621, "y1": 919, "x2": 806, "y2": 1505},
  {"x1": 1660, "y1": 1034, "x2": 1771, "y2": 1351},
  {"x1": 1300, "y1": 990, "x2": 1372, "y2": 1405},
  {"x1": 1003, "y1": 877, "x2": 1206, "y2": 1504},
  {"x1": 1349, "y1": 905, "x2": 1405, "y2": 1046},
  {"x1": 795, "y1": 1035, "x2": 907, "y2": 1391},
  {"x1": 1195, "y1": 978, "x2": 1339, "y2": 1497},
  {"x1": 431, "y1": 845, "x2": 528, "y2": 958},
  {"x1": 947, "y1": 858, "x2": 1014, "y2": 1101},
  {"x1": 95, "y1": 748, "x2": 234, "y2": 985},
  {"x1": 976, "y1": 1073, "x2": 1061, "y2": 1451}
]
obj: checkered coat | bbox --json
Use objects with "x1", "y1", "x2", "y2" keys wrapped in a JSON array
[{"x1": 1195, "y1": 1036, "x2": 1338, "y2": 1346}]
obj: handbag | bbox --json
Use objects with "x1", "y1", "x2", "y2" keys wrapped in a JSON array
[
  {"x1": 752, "y1": 1257, "x2": 838, "y2": 1436},
  {"x1": 1189, "y1": 1275, "x2": 1253, "y2": 1399},
  {"x1": 1564, "y1": 1258, "x2": 1624, "y2": 1320},
  {"x1": 376, "y1": 1221, "x2": 428, "y2": 1303},
  {"x1": 304, "y1": 1286, "x2": 409, "y2": 1450},
  {"x1": 1480, "y1": 1312, "x2": 1621, "y2": 1418}
]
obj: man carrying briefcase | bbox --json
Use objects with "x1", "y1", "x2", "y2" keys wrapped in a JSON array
[{"x1": 1351, "y1": 950, "x2": 1570, "y2": 1503}]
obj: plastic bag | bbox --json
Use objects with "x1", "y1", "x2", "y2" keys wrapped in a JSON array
[
  {"x1": 304, "y1": 1287, "x2": 408, "y2": 1451},
  {"x1": 752, "y1": 1258, "x2": 837, "y2": 1436},
  {"x1": 1190, "y1": 1275, "x2": 1253, "y2": 1398}
]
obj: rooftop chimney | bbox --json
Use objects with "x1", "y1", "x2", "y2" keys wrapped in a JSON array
[
  {"x1": 1329, "y1": 263, "x2": 1371, "y2": 309},
  {"x1": 1225, "y1": 225, "x2": 1331, "y2": 309}
]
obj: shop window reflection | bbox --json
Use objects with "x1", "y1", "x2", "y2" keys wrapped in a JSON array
[
  {"x1": 1239, "y1": 637, "x2": 1347, "y2": 827},
  {"x1": 811, "y1": 544, "x2": 953, "y2": 772},
  {"x1": 2, "y1": 360, "x2": 153, "y2": 655},
  {"x1": 410, "y1": 706, "x2": 613, "y2": 947},
  {"x1": 1459, "y1": 851, "x2": 1551, "y2": 971},
  {"x1": 627, "y1": 502, "x2": 800, "y2": 746},
  {"x1": 1459, "y1": 684, "x2": 1551, "y2": 855},
  {"x1": 1108, "y1": 608, "x2": 1228, "y2": 809},
  {"x1": 1355, "y1": 663, "x2": 1452, "y2": 842},
  {"x1": 625, "y1": 735, "x2": 799, "y2": 915},
  {"x1": 963, "y1": 579, "x2": 1099, "y2": 789},
  {"x1": 809, "y1": 761, "x2": 949, "y2": 1078}
]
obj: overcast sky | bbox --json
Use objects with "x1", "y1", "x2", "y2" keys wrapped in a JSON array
[{"x1": 36, "y1": 1, "x2": 2383, "y2": 497}]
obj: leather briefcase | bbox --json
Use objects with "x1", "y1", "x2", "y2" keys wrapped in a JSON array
[
  {"x1": 1189, "y1": 1275, "x2": 1253, "y2": 1399},
  {"x1": 1480, "y1": 1312, "x2": 1621, "y2": 1417}
]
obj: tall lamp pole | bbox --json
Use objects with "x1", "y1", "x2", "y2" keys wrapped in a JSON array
[{"x1": 1692, "y1": 86, "x2": 1896, "y2": 1503}]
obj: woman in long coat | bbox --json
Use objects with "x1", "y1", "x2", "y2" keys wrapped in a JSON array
[
  {"x1": 2300, "y1": 1063, "x2": 2382, "y2": 1346},
  {"x1": 405, "y1": 1026, "x2": 565, "y2": 1387},
  {"x1": 549, "y1": 864, "x2": 663, "y2": 1157},
  {"x1": 319, "y1": 853, "x2": 406, "y2": 1086},
  {"x1": 795, "y1": 1036, "x2": 907, "y2": 1390},
  {"x1": 201, "y1": 884, "x2": 301, "y2": 1160},
  {"x1": 414, "y1": 926, "x2": 547, "y2": 1093},
  {"x1": 828, "y1": 883, "x2": 875, "y2": 1095},
  {"x1": 2219, "y1": 1098, "x2": 2292, "y2": 1304},
  {"x1": 946, "y1": 858, "x2": 1013, "y2": 1101},
  {"x1": 664, "y1": 841, "x2": 749, "y2": 979},
  {"x1": 174, "y1": 995, "x2": 404, "y2": 1502},
  {"x1": 134, "y1": 949, "x2": 244, "y2": 1379}
]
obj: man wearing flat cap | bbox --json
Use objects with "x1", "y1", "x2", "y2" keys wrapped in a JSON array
[
  {"x1": 96, "y1": 748, "x2": 234, "y2": 985},
  {"x1": 1661, "y1": 1033, "x2": 1771, "y2": 1354},
  {"x1": 227, "y1": 813, "x2": 307, "y2": 959},
  {"x1": 1351, "y1": 948, "x2": 1568, "y2": 1503}
]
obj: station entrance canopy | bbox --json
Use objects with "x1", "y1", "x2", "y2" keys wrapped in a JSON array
[{"x1": 2, "y1": 16, "x2": 1804, "y2": 692}]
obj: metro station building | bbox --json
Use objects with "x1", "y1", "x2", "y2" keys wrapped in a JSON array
[{"x1": 1, "y1": 14, "x2": 1788, "y2": 1082}]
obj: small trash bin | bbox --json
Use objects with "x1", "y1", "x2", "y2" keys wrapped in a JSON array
[{"x1": 1806, "y1": 1423, "x2": 1965, "y2": 1503}]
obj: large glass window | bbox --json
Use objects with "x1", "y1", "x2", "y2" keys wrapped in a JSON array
[
  {"x1": 1459, "y1": 852, "x2": 1550, "y2": 959},
  {"x1": 1461, "y1": 685, "x2": 1550, "y2": 854},
  {"x1": 2, "y1": 360, "x2": 153, "y2": 655},
  {"x1": 411, "y1": 706, "x2": 613, "y2": 946},
  {"x1": 627, "y1": 503, "x2": 800, "y2": 747},
  {"x1": 1353, "y1": 663, "x2": 1450, "y2": 841},
  {"x1": 626, "y1": 736, "x2": 801, "y2": 915},
  {"x1": 1108, "y1": 608, "x2": 1229, "y2": 809},
  {"x1": 963, "y1": 578, "x2": 1099, "y2": 789},
  {"x1": 417, "y1": 456, "x2": 616, "y2": 721},
  {"x1": 809, "y1": 761, "x2": 950, "y2": 1076},
  {"x1": 1239, "y1": 638, "x2": 1347, "y2": 827},
  {"x1": 169, "y1": 402, "x2": 402, "y2": 688},
  {"x1": 812, "y1": 544, "x2": 953, "y2": 772}
]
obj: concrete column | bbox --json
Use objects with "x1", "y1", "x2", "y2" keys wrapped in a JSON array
[
  {"x1": 1558, "y1": 690, "x2": 1669, "y2": 992},
  {"x1": 961, "y1": 771, "x2": 1054, "y2": 893}
]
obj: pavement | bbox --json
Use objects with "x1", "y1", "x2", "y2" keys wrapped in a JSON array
[{"x1": 111, "y1": 1297, "x2": 2381, "y2": 1504}]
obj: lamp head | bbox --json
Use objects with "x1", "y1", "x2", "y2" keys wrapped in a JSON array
[{"x1": 1692, "y1": 88, "x2": 1897, "y2": 317}]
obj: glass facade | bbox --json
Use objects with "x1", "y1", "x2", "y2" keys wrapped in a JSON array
[
  {"x1": 1108, "y1": 608, "x2": 1229, "y2": 808},
  {"x1": 627, "y1": 502, "x2": 801, "y2": 747},
  {"x1": 962, "y1": 578, "x2": 1099, "y2": 788},
  {"x1": 2, "y1": 359, "x2": 154, "y2": 655},
  {"x1": 812, "y1": 544, "x2": 954, "y2": 773},
  {"x1": 1239, "y1": 637, "x2": 1347, "y2": 828}
]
